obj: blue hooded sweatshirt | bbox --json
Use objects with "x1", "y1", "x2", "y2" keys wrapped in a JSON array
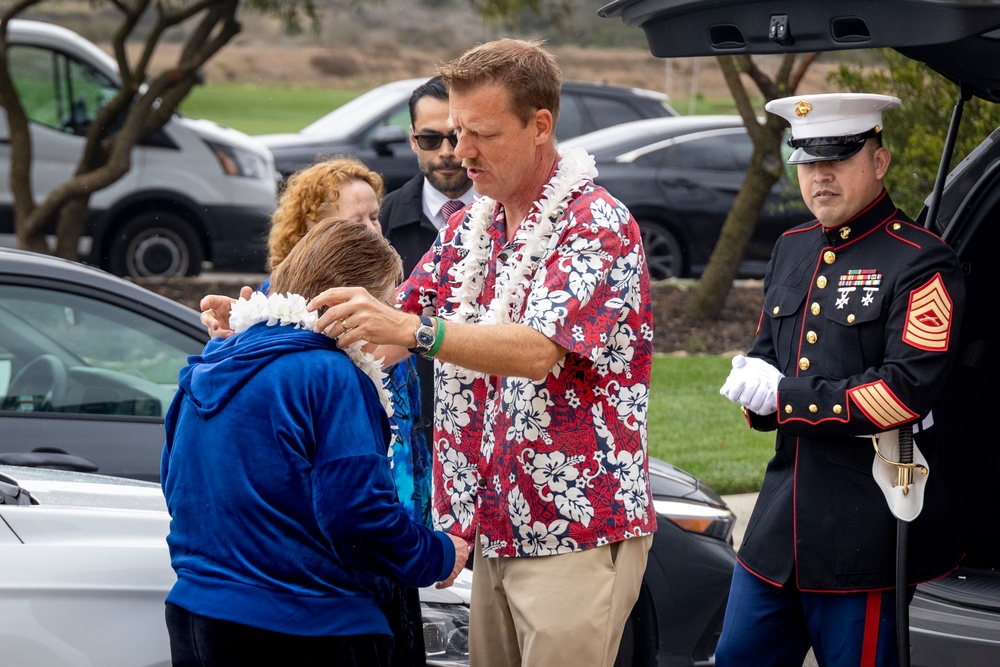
[{"x1": 161, "y1": 323, "x2": 454, "y2": 637}]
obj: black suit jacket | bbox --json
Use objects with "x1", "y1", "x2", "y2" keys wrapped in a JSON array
[
  {"x1": 380, "y1": 174, "x2": 442, "y2": 450},
  {"x1": 380, "y1": 174, "x2": 441, "y2": 277}
]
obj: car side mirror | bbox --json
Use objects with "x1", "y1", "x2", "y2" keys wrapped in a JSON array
[{"x1": 372, "y1": 125, "x2": 408, "y2": 156}]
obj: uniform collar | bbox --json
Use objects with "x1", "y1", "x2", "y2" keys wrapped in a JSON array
[{"x1": 822, "y1": 189, "x2": 899, "y2": 248}]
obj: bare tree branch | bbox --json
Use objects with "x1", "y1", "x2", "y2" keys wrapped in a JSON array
[
  {"x1": 789, "y1": 52, "x2": 821, "y2": 91},
  {"x1": 719, "y1": 56, "x2": 764, "y2": 143}
]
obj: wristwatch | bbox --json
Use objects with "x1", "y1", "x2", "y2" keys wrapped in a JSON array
[{"x1": 408, "y1": 316, "x2": 436, "y2": 355}]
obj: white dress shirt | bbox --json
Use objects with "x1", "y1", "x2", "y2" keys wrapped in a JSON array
[{"x1": 421, "y1": 180, "x2": 476, "y2": 230}]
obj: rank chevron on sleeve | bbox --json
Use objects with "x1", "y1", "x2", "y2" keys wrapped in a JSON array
[{"x1": 903, "y1": 273, "x2": 953, "y2": 352}]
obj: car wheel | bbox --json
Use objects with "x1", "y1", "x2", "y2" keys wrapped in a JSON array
[
  {"x1": 8, "y1": 354, "x2": 68, "y2": 411},
  {"x1": 107, "y1": 211, "x2": 204, "y2": 278},
  {"x1": 640, "y1": 221, "x2": 685, "y2": 280},
  {"x1": 614, "y1": 584, "x2": 657, "y2": 667}
]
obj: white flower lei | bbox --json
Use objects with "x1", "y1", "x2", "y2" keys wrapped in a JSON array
[
  {"x1": 440, "y1": 147, "x2": 596, "y2": 381},
  {"x1": 447, "y1": 146, "x2": 597, "y2": 326},
  {"x1": 230, "y1": 291, "x2": 394, "y2": 419}
]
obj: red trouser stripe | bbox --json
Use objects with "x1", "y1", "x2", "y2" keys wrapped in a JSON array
[{"x1": 861, "y1": 590, "x2": 882, "y2": 667}]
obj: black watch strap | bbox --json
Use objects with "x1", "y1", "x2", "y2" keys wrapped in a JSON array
[{"x1": 408, "y1": 315, "x2": 435, "y2": 354}]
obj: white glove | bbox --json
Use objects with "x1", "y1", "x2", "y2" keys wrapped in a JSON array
[{"x1": 719, "y1": 355, "x2": 784, "y2": 415}]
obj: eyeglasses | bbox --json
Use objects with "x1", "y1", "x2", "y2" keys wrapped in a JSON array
[{"x1": 413, "y1": 132, "x2": 458, "y2": 151}]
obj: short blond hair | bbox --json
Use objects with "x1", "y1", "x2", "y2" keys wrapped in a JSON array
[
  {"x1": 438, "y1": 38, "x2": 561, "y2": 128},
  {"x1": 267, "y1": 158, "x2": 385, "y2": 271},
  {"x1": 270, "y1": 218, "x2": 402, "y2": 305}
]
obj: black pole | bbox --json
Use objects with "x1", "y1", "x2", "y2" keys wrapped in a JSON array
[
  {"x1": 896, "y1": 425, "x2": 914, "y2": 667},
  {"x1": 923, "y1": 83, "x2": 970, "y2": 230},
  {"x1": 896, "y1": 519, "x2": 910, "y2": 667}
]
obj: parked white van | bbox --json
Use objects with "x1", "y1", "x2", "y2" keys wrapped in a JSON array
[{"x1": 0, "y1": 20, "x2": 277, "y2": 277}]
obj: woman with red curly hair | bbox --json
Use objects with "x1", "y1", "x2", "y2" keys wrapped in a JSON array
[
  {"x1": 263, "y1": 157, "x2": 431, "y2": 527},
  {"x1": 267, "y1": 157, "x2": 384, "y2": 271}
]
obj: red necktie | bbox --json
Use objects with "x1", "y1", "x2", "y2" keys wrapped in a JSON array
[{"x1": 440, "y1": 199, "x2": 465, "y2": 220}]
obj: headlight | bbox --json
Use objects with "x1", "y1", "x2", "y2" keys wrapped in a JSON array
[
  {"x1": 204, "y1": 140, "x2": 268, "y2": 179},
  {"x1": 654, "y1": 498, "x2": 736, "y2": 542},
  {"x1": 421, "y1": 602, "x2": 469, "y2": 666}
]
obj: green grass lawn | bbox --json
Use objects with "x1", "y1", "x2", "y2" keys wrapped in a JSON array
[
  {"x1": 649, "y1": 355, "x2": 772, "y2": 495},
  {"x1": 178, "y1": 82, "x2": 743, "y2": 136},
  {"x1": 179, "y1": 83, "x2": 360, "y2": 135}
]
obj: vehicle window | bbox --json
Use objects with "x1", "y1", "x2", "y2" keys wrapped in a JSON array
[
  {"x1": 362, "y1": 103, "x2": 412, "y2": 143},
  {"x1": 580, "y1": 95, "x2": 647, "y2": 132},
  {"x1": 556, "y1": 93, "x2": 585, "y2": 140},
  {"x1": 8, "y1": 44, "x2": 116, "y2": 135},
  {"x1": 0, "y1": 285, "x2": 202, "y2": 418},
  {"x1": 661, "y1": 132, "x2": 754, "y2": 172}
]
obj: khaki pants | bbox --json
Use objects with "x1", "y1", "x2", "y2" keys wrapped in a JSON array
[{"x1": 468, "y1": 534, "x2": 653, "y2": 667}]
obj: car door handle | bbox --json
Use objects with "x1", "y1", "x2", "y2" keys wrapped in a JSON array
[{"x1": 0, "y1": 451, "x2": 99, "y2": 473}]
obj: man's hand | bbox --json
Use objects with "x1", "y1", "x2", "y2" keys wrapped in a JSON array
[
  {"x1": 436, "y1": 534, "x2": 472, "y2": 589},
  {"x1": 199, "y1": 286, "x2": 252, "y2": 338},
  {"x1": 720, "y1": 354, "x2": 783, "y2": 415},
  {"x1": 308, "y1": 286, "x2": 416, "y2": 349}
]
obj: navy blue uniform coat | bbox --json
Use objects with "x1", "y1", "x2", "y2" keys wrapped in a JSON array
[{"x1": 740, "y1": 190, "x2": 966, "y2": 592}]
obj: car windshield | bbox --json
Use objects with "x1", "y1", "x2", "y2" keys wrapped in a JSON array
[
  {"x1": 562, "y1": 120, "x2": 667, "y2": 156},
  {"x1": 300, "y1": 80, "x2": 420, "y2": 137},
  {"x1": 563, "y1": 116, "x2": 744, "y2": 159}
]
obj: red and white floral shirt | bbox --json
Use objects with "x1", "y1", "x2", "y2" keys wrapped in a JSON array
[{"x1": 397, "y1": 156, "x2": 656, "y2": 558}]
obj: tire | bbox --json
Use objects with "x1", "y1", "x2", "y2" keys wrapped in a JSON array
[
  {"x1": 640, "y1": 220, "x2": 685, "y2": 280},
  {"x1": 107, "y1": 211, "x2": 204, "y2": 278}
]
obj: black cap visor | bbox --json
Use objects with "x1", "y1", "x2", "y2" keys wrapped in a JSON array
[{"x1": 786, "y1": 129, "x2": 879, "y2": 164}]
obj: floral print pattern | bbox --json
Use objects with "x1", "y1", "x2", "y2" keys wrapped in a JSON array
[{"x1": 400, "y1": 160, "x2": 656, "y2": 557}]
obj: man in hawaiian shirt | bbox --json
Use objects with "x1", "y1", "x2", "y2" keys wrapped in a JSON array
[{"x1": 208, "y1": 39, "x2": 656, "y2": 667}]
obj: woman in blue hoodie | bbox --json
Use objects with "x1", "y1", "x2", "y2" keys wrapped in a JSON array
[{"x1": 161, "y1": 219, "x2": 467, "y2": 667}]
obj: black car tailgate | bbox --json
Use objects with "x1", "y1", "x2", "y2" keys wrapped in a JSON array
[{"x1": 600, "y1": 0, "x2": 1000, "y2": 102}]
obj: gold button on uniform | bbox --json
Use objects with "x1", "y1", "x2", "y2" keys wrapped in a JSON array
[
  {"x1": 785, "y1": 405, "x2": 793, "y2": 414},
  {"x1": 773, "y1": 306, "x2": 780, "y2": 315},
  {"x1": 806, "y1": 331, "x2": 818, "y2": 344},
  {"x1": 847, "y1": 314, "x2": 856, "y2": 323},
  {"x1": 824, "y1": 251, "x2": 836, "y2": 265},
  {"x1": 799, "y1": 357, "x2": 810, "y2": 371},
  {"x1": 811, "y1": 302, "x2": 821, "y2": 316},
  {"x1": 893, "y1": 223, "x2": 901, "y2": 230},
  {"x1": 833, "y1": 405, "x2": 843, "y2": 414},
  {"x1": 809, "y1": 404, "x2": 818, "y2": 413},
  {"x1": 817, "y1": 276, "x2": 827, "y2": 289}
]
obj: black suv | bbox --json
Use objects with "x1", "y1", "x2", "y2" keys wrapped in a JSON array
[
  {"x1": 600, "y1": 1, "x2": 1000, "y2": 663},
  {"x1": 256, "y1": 78, "x2": 678, "y2": 192}
]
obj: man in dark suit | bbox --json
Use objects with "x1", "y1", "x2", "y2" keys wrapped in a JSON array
[
  {"x1": 381, "y1": 76, "x2": 475, "y2": 275},
  {"x1": 381, "y1": 76, "x2": 475, "y2": 449}
]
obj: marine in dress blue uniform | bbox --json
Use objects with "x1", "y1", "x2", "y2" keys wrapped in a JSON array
[{"x1": 717, "y1": 93, "x2": 965, "y2": 666}]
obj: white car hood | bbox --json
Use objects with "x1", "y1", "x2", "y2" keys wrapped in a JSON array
[
  {"x1": 177, "y1": 116, "x2": 273, "y2": 158},
  {"x1": 254, "y1": 131, "x2": 329, "y2": 150},
  {"x1": 0, "y1": 465, "x2": 166, "y2": 512}
]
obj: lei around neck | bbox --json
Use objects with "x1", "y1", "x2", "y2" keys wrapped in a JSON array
[
  {"x1": 448, "y1": 146, "x2": 597, "y2": 327},
  {"x1": 440, "y1": 147, "x2": 596, "y2": 382},
  {"x1": 230, "y1": 291, "x2": 394, "y2": 419}
]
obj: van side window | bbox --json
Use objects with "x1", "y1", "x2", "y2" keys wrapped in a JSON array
[{"x1": 8, "y1": 45, "x2": 116, "y2": 135}]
